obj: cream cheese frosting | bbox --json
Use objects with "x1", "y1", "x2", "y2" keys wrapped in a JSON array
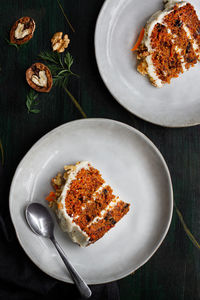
[
  {"x1": 142, "y1": 0, "x2": 187, "y2": 87},
  {"x1": 56, "y1": 161, "x2": 90, "y2": 247},
  {"x1": 54, "y1": 161, "x2": 123, "y2": 247}
]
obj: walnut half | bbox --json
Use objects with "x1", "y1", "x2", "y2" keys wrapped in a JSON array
[
  {"x1": 26, "y1": 63, "x2": 53, "y2": 93},
  {"x1": 51, "y1": 32, "x2": 70, "y2": 53},
  {"x1": 10, "y1": 17, "x2": 35, "y2": 45}
]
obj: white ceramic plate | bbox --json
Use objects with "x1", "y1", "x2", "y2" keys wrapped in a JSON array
[
  {"x1": 9, "y1": 119, "x2": 173, "y2": 284},
  {"x1": 95, "y1": 0, "x2": 200, "y2": 127}
]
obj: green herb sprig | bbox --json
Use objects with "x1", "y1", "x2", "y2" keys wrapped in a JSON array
[
  {"x1": 38, "y1": 51, "x2": 87, "y2": 118},
  {"x1": 26, "y1": 89, "x2": 40, "y2": 114},
  {"x1": 39, "y1": 51, "x2": 77, "y2": 87},
  {"x1": 5, "y1": 37, "x2": 30, "y2": 50},
  {"x1": 5, "y1": 38, "x2": 20, "y2": 50}
]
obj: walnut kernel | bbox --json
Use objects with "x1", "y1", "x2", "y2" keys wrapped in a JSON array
[
  {"x1": 51, "y1": 32, "x2": 70, "y2": 53},
  {"x1": 10, "y1": 17, "x2": 35, "y2": 45}
]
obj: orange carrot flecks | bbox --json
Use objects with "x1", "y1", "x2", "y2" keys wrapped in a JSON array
[
  {"x1": 131, "y1": 27, "x2": 145, "y2": 51},
  {"x1": 57, "y1": 202, "x2": 63, "y2": 210},
  {"x1": 45, "y1": 191, "x2": 56, "y2": 202}
]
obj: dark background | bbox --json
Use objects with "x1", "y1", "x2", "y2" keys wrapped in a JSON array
[{"x1": 0, "y1": 0, "x2": 200, "y2": 299}]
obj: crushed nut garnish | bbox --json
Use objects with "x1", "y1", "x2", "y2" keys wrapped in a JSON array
[
  {"x1": 52, "y1": 172, "x2": 63, "y2": 186},
  {"x1": 64, "y1": 165, "x2": 76, "y2": 172}
]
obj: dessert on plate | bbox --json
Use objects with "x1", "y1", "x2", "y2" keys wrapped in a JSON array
[
  {"x1": 135, "y1": 0, "x2": 200, "y2": 87},
  {"x1": 46, "y1": 161, "x2": 130, "y2": 247}
]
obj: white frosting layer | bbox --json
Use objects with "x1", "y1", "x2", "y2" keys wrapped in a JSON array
[
  {"x1": 55, "y1": 161, "x2": 122, "y2": 247},
  {"x1": 183, "y1": 24, "x2": 200, "y2": 58},
  {"x1": 56, "y1": 161, "x2": 90, "y2": 247},
  {"x1": 143, "y1": 0, "x2": 187, "y2": 87},
  {"x1": 88, "y1": 182, "x2": 121, "y2": 225}
]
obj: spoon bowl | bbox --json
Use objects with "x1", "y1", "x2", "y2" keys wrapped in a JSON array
[
  {"x1": 25, "y1": 202, "x2": 92, "y2": 299},
  {"x1": 25, "y1": 203, "x2": 54, "y2": 238}
]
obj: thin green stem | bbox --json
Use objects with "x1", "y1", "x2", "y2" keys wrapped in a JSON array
[
  {"x1": 0, "y1": 140, "x2": 4, "y2": 165},
  {"x1": 174, "y1": 202, "x2": 200, "y2": 250},
  {"x1": 70, "y1": 71, "x2": 80, "y2": 78},
  {"x1": 58, "y1": 54, "x2": 64, "y2": 68},
  {"x1": 57, "y1": 0, "x2": 75, "y2": 33},
  {"x1": 5, "y1": 38, "x2": 20, "y2": 50},
  {"x1": 63, "y1": 86, "x2": 87, "y2": 118},
  {"x1": 57, "y1": 69, "x2": 69, "y2": 76},
  {"x1": 39, "y1": 54, "x2": 59, "y2": 66}
]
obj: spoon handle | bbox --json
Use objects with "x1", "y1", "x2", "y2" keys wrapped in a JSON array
[{"x1": 50, "y1": 236, "x2": 92, "y2": 299}]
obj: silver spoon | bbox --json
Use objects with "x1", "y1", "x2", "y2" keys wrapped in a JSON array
[{"x1": 25, "y1": 202, "x2": 92, "y2": 299}]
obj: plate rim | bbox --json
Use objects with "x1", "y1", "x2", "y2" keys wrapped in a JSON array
[
  {"x1": 94, "y1": 0, "x2": 200, "y2": 128},
  {"x1": 9, "y1": 118, "x2": 174, "y2": 284}
]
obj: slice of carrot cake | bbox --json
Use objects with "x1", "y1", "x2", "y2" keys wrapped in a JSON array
[
  {"x1": 136, "y1": 0, "x2": 200, "y2": 87},
  {"x1": 46, "y1": 161, "x2": 130, "y2": 247}
]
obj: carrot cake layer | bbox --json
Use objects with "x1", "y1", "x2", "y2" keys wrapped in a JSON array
[
  {"x1": 46, "y1": 161, "x2": 130, "y2": 247},
  {"x1": 136, "y1": 0, "x2": 200, "y2": 87}
]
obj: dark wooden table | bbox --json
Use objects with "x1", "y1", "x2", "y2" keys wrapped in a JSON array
[{"x1": 0, "y1": 1, "x2": 200, "y2": 299}]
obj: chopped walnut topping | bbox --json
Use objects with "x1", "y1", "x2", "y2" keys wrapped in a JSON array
[
  {"x1": 64, "y1": 165, "x2": 76, "y2": 172},
  {"x1": 51, "y1": 32, "x2": 70, "y2": 53},
  {"x1": 52, "y1": 172, "x2": 63, "y2": 186},
  {"x1": 55, "y1": 189, "x2": 62, "y2": 197},
  {"x1": 137, "y1": 60, "x2": 148, "y2": 75},
  {"x1": 137, "y1": 51, "x2": 149, "y2": 60},
  {"x1": 63, "y1": 172, "x2": 69, "y2": 180}
]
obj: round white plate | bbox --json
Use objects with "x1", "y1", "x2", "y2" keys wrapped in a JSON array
[
  {"x1": 95, "y1": 0, "x2": 200, "y2": 127},
  {"x1": 9, "y1": 119, "x2": 173, "y2": 284}
]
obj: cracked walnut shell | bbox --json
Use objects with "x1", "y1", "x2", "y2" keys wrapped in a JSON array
[
  {"x1": 26, "y1": 63, "x2": 53, "y2": 93},
  {"x1": 10, "y1": 17, "x2": 35, "y2": 45},
  {"x1": 51, "y1": 32, "x2": 70, "y2": 53}
]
